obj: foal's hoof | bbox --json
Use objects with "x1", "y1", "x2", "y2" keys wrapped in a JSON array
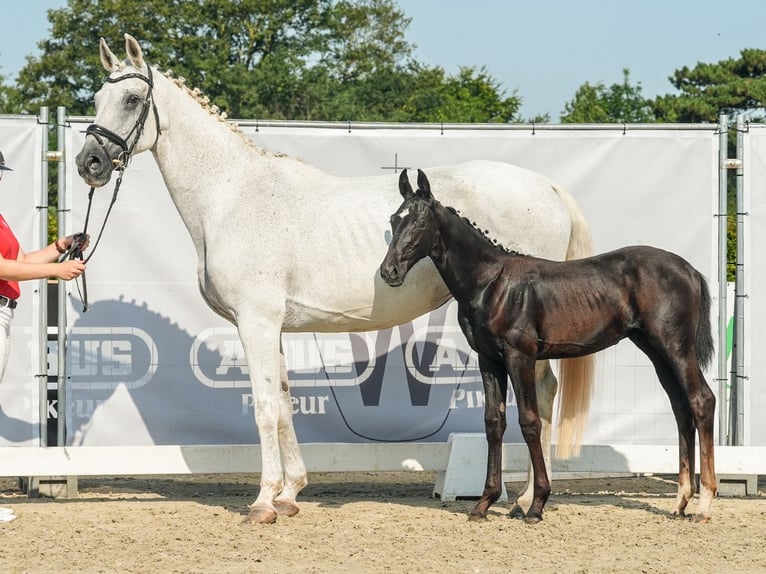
[
  {"x1": 274, "y1": 499, "x2": 300, "y2": 517},
  {"x1": 241, "y1": 505, "x2": 278, "y2": 525},
  {"x1": 509, "y1": 504, "x2": 526, "y2": 520},
  {"x1": 523, "y1": 512, "x2": 543, "y2": 525}
]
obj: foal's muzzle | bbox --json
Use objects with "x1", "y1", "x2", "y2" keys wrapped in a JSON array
[{"x1": 380, "y1": 262, "x2": 405, "y2": 287}]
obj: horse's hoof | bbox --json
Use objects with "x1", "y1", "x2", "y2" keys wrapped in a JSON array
[
  {"x1": 468, "y1": 512, "x2": 487, "y2": 522},
  {"x1": 241, "y1": 506, "x2": 278, "y2": 525},
  {"x1": 274, "y1": 499, "x2": 300, "y2": 517},
  {"x1": 509, "y1": 504, "x2": 526, "y2": 520},
  {"x1": 670, "y1": 510, "x2": 688, "y2": 520},
  {"x1": 523, "y1": 513, "x2": 543, "y2": 525},
  {"x1": 691, "y1": 513, "x2": 711, "y2": 524}
]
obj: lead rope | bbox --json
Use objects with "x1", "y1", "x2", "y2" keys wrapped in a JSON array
[{"x1": 59, "y1": 171, "x2": 124, "y2": 312}]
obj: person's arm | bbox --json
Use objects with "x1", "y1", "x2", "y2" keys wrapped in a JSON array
[
  {"x1": 20, "y1": 234, "x2": 91, "y2": 264},
  {"x1": 0, "y1": 234, "x2": 90, "y2": 282}
]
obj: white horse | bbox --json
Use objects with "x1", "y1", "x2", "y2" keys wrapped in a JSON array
[{"x1": 75, "y1": 34, "x2": 595, "y2": 524}]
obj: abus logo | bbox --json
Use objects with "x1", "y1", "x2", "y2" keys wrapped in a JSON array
[
  {"x1": 61, "y1": 327, "x2": 158, "y2": 390},
  {"x1": 191, "y1": 302, "x2": 482, "y2": 393}
]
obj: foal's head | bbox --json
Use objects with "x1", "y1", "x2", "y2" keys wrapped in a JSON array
[{"x1": 380, "y1": 169, "x2": 437, "y2": 287}]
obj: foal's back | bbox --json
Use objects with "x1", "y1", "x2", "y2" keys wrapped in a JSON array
[{"x1": 485, "y1": 245, "x2": 705, "y2": 360}]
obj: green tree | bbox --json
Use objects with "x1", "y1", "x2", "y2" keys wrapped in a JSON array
[
  {"x1": 5, "y1": 0, "x2": 413, "y2": 118},
  {"x1": 2, "y1": 0, "x2": 518, "y2": 124},
  {"x1": 561, "y1": 68, "x2": 653, "y2": 123},
  {"x1": 653, "y1": 49, "x2": 766, "y2": 122}
]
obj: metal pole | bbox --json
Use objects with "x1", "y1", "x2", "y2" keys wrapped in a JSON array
[
  {"x1": 37, "y1": 107, "x2": 49, "y2": 447},
  {"x1": 730, "y1": 114, "x2": 746, "y2": 445},
  {"x1": 717, "y1": 113, "x2": 730, "y2": 445},
  {"x1": 56, "y1": 106, "x2": 68, "y2": 447}
]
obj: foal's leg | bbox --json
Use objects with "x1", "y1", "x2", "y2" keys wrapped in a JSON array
[
  {"x1": 631, "y1": 334, "x2": 698, "y2": 518},
  {"x1": 507, "y1": 353, "x2": 550, "y2": 524},
  {"x1": 511, "y1": 360, "x2": 556, "y2": 518},
  {"x1": 679, "y1": 364, "x2": 717, "y2": 523},
  {"x1": 469, "y1": 355, "x2": 509, "y2": 522}
]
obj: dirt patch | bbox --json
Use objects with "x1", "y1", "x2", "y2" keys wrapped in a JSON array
[{"x1": 0, "y1": 472, "x2": 764, "y2": 573}]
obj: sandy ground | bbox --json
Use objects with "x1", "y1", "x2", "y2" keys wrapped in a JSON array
[{"x1": 0, "y1": 472, "x2": 764, "y2": 574}]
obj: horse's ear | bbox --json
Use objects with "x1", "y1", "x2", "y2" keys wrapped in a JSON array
[
  {"x1": 399, "y1": 169, "x2": 415, "y2": 199},
  {"x1": 416, "y1": 169, "x2": 433, "y2": 201},
  {"x1": 124, "y1": 33, "x2": 145, "y2": 70},
  {"x1": 99, "y1": 37, "x2": 122, "y2": 73}
]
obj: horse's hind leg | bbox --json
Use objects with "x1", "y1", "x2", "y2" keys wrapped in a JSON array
[
  {"x1": 511, "y1": 360, "x2": 556, "y2": 519},
  {"x1": 469, "y1": 355, "x2": 508, "y2": 522}
]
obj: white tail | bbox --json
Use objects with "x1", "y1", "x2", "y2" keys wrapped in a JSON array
[{"x1": 550, "y1": 183, "x2": 595, "y2": 459}]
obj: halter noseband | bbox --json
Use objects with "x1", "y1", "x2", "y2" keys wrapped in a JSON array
[{"x1": 85, "y1": 65, "x2": 161, "y2": 169}]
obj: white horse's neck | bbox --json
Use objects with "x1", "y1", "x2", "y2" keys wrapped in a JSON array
[{"x1": 147, "y1": 70, "x2": 311, "y2": 245}]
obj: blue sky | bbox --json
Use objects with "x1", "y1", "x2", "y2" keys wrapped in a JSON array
[{"x1": 3, "y1": 0, "x2": 765, "y2": 119}]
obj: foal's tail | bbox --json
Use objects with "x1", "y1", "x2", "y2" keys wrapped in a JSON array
[
  {"x1": 551, "y1": 183, "x2": 596, "y2": 459},
  {"x1": 696, "y1": 273, "x2": 715, "y2": 371}
]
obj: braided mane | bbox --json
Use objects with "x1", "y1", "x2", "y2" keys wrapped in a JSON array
[
  {"x1": 444, "y1": 205, "x2": 521, "y2": 256},
  {"x1": 156, "y1": 66, "x2": 272, "y2": 155}
]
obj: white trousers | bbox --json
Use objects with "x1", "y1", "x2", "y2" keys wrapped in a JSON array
[{"x1": 0, "y1": 307, "x2": 12, "y2": 383}]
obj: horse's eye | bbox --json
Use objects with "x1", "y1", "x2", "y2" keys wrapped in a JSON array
[{"x1": 127, "y1": 94, "x2": 141, "y2": 106}]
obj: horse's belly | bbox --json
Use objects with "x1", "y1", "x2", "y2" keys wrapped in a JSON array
[{"x1": 282, "y1": 264, "x2": 452, "y2": 333}]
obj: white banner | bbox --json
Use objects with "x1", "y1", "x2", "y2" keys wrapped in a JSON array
[
  {"x1": 743, "y1": 125, "x2": 766, "y2": 445},
  {"x1": 64, "y1": 122, "x2": 719, "y2": 447},
  {"x1": 0, "y1": 117, "x2": 44, "y2": 445}
]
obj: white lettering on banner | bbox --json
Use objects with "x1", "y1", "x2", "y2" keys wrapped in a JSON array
[
  {"x1": 194, "y1": 326, "x2": 483, "y2": 389},
  {"x1": 58, "y1": 328, "x2": 158, "y2": 390},
  {"x1": 194, "y1": 328, "x2": 379, "y2": 389},
  {"x1": 449, "y1": 389, "x2": 518, "y2": 409},
  {"x1": 405, "y1": 326, "x2": 481, "y2": 385},
  {"x1": 215, "y1": 337, "x2": 247, "y2": 376},
  {"x1": 240, "y1": 393, "x2": 330, "y2": 416},
  {"x1": 48, "y1": 398, "x2": 105, "y2": 419}
]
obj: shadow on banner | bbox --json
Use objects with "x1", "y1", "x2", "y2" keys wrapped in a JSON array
[{"x1": 63, "y1": 297, "x2": 522, "y2": 446}]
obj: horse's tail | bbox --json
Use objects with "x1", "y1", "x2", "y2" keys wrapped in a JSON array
[
  {"x1": 551, "y1": 182, "x2": 596, "y2": 459},
  {"x1": 696, "y1": 273, "x2": 715, "y2": 371}
]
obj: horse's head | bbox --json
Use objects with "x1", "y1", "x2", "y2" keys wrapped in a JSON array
[
  {"x1": 380, "y1": 169, "x2": 437, "y2": 287},
  {"x1": 75, "y1": 34, "x2": 161, "y2": 187}
]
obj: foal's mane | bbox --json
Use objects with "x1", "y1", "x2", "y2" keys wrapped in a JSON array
[{"x1": 442, "y1": 203, "x2": 521, "y2": 256}]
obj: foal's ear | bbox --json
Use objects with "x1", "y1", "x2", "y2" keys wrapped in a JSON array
[
  {"x1": 99, "y1": 37, "x2": 122, "y2": 73},
  {"x1": 399, "y1": 169, "x2": 415, "y2": 199},
  {"x1": 416, "y1": 169, "x2": 434, "y2": 201}
]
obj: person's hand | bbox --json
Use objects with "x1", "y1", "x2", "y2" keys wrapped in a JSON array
[
  {"x1": 67, "y1": 233, "x2": 91, "y2": 252},
  {"x1": 56, "y1": 260, "x2": 86, "y2": 280}
]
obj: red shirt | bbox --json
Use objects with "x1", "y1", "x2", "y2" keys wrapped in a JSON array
[{"x1": 0, "y1": 215, "x2": 20, "y2": 300}]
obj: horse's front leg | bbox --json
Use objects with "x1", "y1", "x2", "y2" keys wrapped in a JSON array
[
  {"x1": 273, "y1": 346, "x2": 308, "y2": 517},
  {"x1": 237, "y1": 316, "x2": 296, "y2": 525},
  {"x1": 507, "y1": 353, "x2": 550, "y2": 524},
  {"x1": 511, "y1": 360, "x2": 556, "y2": 519},
  {"x1": 468, "y1": 355, "x2": 509, "y2": 522}
]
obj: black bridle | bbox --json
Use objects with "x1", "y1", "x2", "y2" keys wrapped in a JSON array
[{"x1": 63, "y1": 65, "x2": 161, "y2": 311}]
